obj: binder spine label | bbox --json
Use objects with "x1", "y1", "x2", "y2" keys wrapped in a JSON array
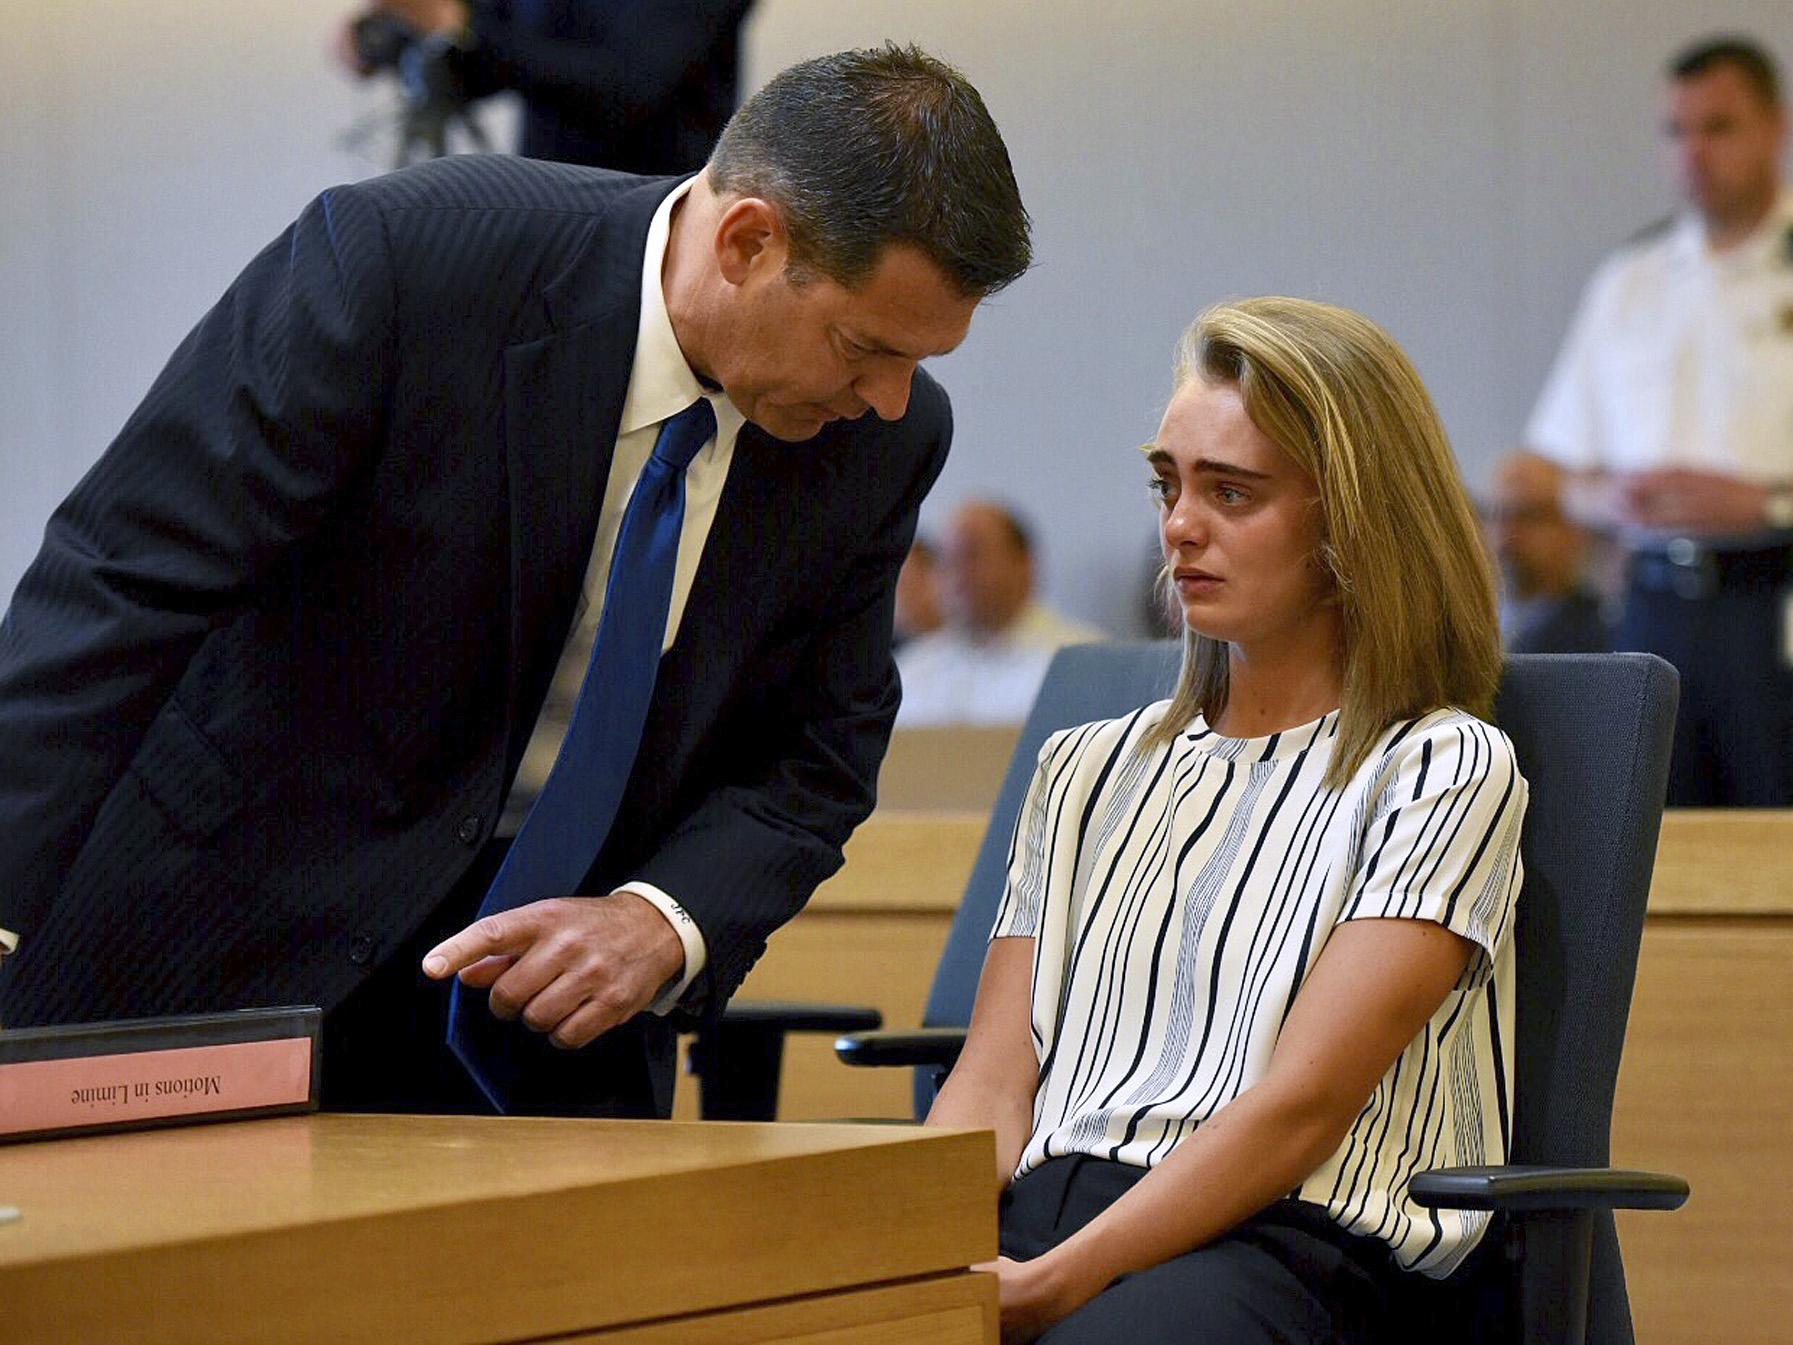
[{"x1": 0, "y1": 1037, "x2": 313, "y2": 1136}]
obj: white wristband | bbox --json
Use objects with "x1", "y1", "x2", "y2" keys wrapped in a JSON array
[{"x1": 615, "y1": 883, "x2": 706, "y2": 1015}]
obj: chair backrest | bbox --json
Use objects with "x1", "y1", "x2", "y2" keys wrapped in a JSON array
[
  {"x1": 920, "y1": 644, "x2": 1678, "y2": 1345},
  {"x1": 1484, "y1": 652, "x2": 1677, "y2": 1344},
  {"x1": 920, "y1": 641, "x2": 1182, "y2": 1041}
]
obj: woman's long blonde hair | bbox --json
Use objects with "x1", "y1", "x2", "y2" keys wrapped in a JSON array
[{"x1": 1142, "y1": 297, "x2": 1502, "y2": 786}]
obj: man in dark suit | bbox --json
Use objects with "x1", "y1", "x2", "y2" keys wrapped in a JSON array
[{"x1": 0, "y1": 45, "x2": 1031, "y2": 1118}]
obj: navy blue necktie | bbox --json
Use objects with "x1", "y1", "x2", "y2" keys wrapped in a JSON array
[{"x1": 449, "y1": 396, "x2": 717, "y2": 1111}]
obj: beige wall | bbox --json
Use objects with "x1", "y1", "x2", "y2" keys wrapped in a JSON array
[{"x1": 3, "y1": 1, "x2": 1790, "y2": 629}]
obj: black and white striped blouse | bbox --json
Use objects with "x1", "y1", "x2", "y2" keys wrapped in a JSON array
[{"x1": 991, "y1": 701, "x2": 1527, "y2": 1277}]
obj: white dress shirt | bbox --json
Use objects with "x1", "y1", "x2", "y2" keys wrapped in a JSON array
[
  {"x1": 894, "y1": 601, "x2": 1102, "y2": 727},
  {"x1": 497, "y1": 178, "x2": 746, "y2": 1012},
  {"x1": 1528, "y1": 189, "x2": 1793, "y2": 487}
]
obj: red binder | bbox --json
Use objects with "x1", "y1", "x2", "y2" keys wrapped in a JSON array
[{"x1": 0, "y1": 1006, "x2": 320, "y2": 1143}]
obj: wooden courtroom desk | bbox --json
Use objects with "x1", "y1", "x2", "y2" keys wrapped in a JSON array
[
  {"x1": 0, "y1": 1113, "x2": 997, "y2": 1344},
  {"x1": 874, "y1": 726, "x2": 1021, "y2": 813},
  {"x1": 1613, "y1": 809, "x2": 1793, "y2": 1345}
]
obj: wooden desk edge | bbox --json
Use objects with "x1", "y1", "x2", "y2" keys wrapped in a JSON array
[
  {"x1": 1649, "y1": 809, "x2": 1793, "y2": 916},
  {"x1": 0, "y1": 1118, "x2": 1000, "y2": 1345}
]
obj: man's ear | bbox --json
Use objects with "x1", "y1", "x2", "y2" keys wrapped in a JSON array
[{"x1": 714, "y1": 197, "x2": 788, "y2": 286}]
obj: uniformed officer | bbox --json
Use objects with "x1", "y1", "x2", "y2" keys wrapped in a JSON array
[{"x1": 1527, "y1": 34, "x2": 1793, "y2": 805}]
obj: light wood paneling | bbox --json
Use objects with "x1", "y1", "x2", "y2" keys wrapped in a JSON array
[
  {"x1": 1622, "y1": 810, "x2": 1793, "y2": 1344},
  {"x1": 807, "y1": 812, "x2": 987, "y2": 914},
  {"x1": 1649, "y1": 810, "x2": 1793, "y2": 916},
  {"x1": 571, "y1": 1272, "x2": 995, "y2": 1343},
  {"x1": 675, "y1": 812, "x2": 986, "y2": 1123},
  {"x1": 1613, "y1": 921, "x2": 1793, "y2": 1345},
  {"x1": 675, "y1": 911, "x2": 955, "y2": 1120},
  {"x1": 876, "y1": 728, "x2": 1020, "y2": 813},
  {"x1": 0, "y1": 1114, "x2": 997, "y2": 1345}
]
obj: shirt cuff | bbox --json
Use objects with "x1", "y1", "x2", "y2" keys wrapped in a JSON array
[{"x1": 616, "y1": 882, "x2": 706, "y2": 1015}]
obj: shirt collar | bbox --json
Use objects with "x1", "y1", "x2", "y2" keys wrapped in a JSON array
[
  {"x1": 618, "y1": 179, "x2": 742, "y2": 439},
  {"x1": 1669, "y1": 185, "x2": 1793, "y2": 274},
  {"x1": 1665, "y1": 211, "x2": 1705, "y2": 270},
  {"x1": 1737, "y1": 186, "x2": 1793, "y2": 271}
]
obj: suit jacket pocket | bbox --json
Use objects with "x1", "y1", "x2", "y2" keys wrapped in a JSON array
[{"x1": 127, "y1": 699, "x2": 250, "y2": 843}]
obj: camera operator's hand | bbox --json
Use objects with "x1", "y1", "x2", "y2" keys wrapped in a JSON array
[
  {"x1": 334, "y1": 1, "x2": 466, "y2": 79},
  {"x1": 334, "y1": 14, "x2": 379, "y2": 78},
  {"x1": 375, "y1": 0, "x2": 468, "y2": 36}
]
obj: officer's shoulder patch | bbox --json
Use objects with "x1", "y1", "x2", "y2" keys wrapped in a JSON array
[{"x1": 1620, "y1": 213, "x2": 1677, "y2": 251}]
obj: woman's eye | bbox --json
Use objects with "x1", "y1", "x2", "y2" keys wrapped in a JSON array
[
  {"x1": 1148, "y1": 477, "x2": 1173, "y2": 501},
  {"x1": 1216, "y1": 485, "x2": 1248, "y2": 505}
]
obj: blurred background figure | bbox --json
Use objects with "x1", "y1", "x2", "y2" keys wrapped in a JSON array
[
  {"x1": 1485, "y1": 450, "x2": 1612, "y2": 654},
  {"x1": 896, "y1": 501, "x2": 1102, "y2": 726},
  {"x1": 1527, "y1": 34, "x2": 1793, "y2": 805},
  {"x1": 892, "y1": 536, "x2": 944, "y2": 651},
  {"x1": 339, "y1": 0, "x2": 753, "y2": 170}
]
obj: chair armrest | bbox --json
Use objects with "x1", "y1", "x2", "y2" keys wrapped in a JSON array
[
  {"x1": 834, "y1": 1026, "x2": 967, "y2": 1069},
  {"x1": 686, "y1": 1001, "x2": 883, "y2": 1122},
  {"x1": 719, "y1": 1000, "x2": 883, "y2": 1033},
  {"x1": 1409, "y1": 1164, "x2": 1689, "y2": 1213}
]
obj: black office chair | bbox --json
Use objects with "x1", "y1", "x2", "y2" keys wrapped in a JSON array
[{"x1": 835, "y1": 643, "x2": 1688, "y2": 1345}]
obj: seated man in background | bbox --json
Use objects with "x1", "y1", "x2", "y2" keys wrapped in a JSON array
[
  {"x1": 1486, "y1": 450, "x2": 1612, "y2": 654},
  {"x1": 893, "y1": 536, "x2": 944, "y2": 651},
  {"x1": 895, "y1": 501, "x2": 1101, "y2": 726}
]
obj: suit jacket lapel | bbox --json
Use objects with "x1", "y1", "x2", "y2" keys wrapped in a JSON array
[{"x1": 661, "y1": 420, "x2": 844, "y2": 675}]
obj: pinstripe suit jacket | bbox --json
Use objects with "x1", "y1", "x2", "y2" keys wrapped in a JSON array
[{"x1": 0, "y1": 156, "x2": 949, "y2": 1041}]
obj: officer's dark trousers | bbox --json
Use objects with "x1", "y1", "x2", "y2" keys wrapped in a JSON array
[
  {"x1": 1619, "y1": 542, "x2": 1793, "y2": 807},
  {"x1": 998, "y1": 1156, "x2": 1415, "y2": 1344},
  {"x1": 318, "y1": 839, "x2": 669, "y2": 1117}
]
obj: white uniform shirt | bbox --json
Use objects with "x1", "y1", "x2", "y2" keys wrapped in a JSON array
[
  {"x1": 895, "y1": 602, "x2": 1103, "y2": 727},
  {"x1": 1527, "y1": 189, "x2": 1793, "y2": 484},
  {"x1": 498, "y1": 178, "x2": 746, "y2": 1011},
  {"x1": 993, "y1": 703, "x2": 1527, "y2": 1277}
]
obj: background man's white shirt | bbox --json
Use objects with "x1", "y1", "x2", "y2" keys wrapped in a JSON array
[
  {"x1": 1527, "y1": 190, "x2": 1793, "y2": 484},
  {"x1": 895, "y1": 602, "x2": 1102, "y2": 727}
]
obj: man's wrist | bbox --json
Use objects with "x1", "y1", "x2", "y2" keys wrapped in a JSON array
[
  {"x1": 444, "y1": 0, "x2": 474, "y2": 45},
  {"x1": 1762, "y1": 481, "x2": 1793, "y2": 531},
  {"x1": 614, "y1": 883, "x2": 706, "y2": 1014},
  {"x1": 423, "y1": 0, "x2": 470, "y2": 37}
]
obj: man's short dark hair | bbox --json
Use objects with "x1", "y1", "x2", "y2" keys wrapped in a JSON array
[
  {"x1": 707, "y1": 44, "x2": 1032, "y2": 297},
  {"x1": 1670, "y1": 35, "x2": 1782, "y2": 107},
  {"x1": 993, "y1": 504, "x2": 1034, "y2": 558},
  {"x1": 963, "y1": 501, "x2": 1033, "y2": 558}
]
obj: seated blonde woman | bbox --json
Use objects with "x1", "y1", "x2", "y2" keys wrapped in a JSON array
[{"x1": 928, "y1": 298, "x2": 1526, "y2": 1344}]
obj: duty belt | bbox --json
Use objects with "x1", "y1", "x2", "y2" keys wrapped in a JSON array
[{"x1": 1629, "y1": 537, "x2": 1793, "y2": 600}]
